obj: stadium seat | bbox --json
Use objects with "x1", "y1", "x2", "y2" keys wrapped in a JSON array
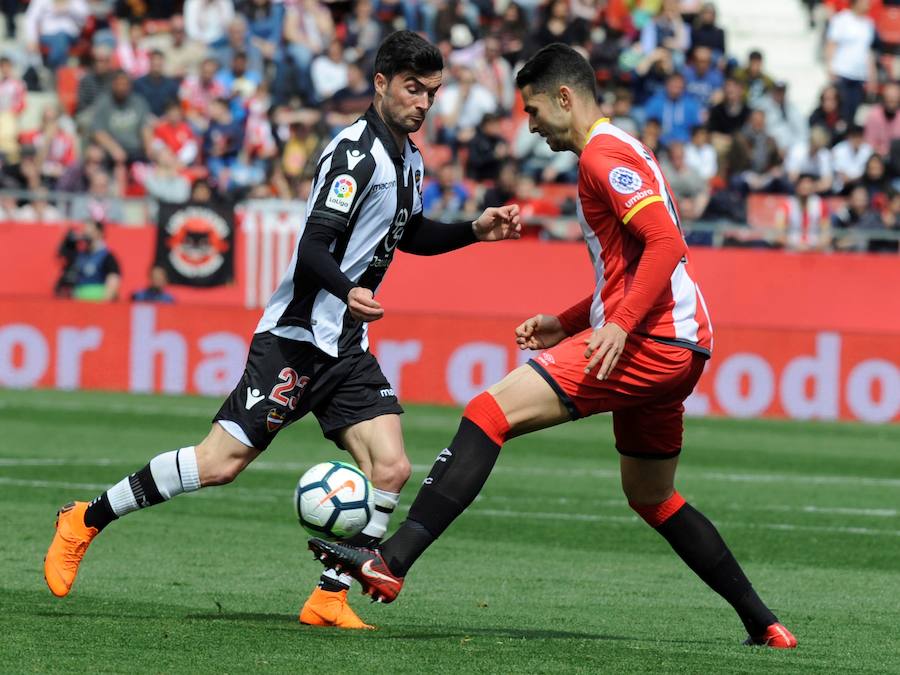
[{"x1": 746, "y1": 193, "x2": 788, "y2": 230}]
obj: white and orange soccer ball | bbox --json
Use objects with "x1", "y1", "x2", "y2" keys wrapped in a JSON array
[{"x1": 295, "y1": 461, "x2": 373, "y2": 540}]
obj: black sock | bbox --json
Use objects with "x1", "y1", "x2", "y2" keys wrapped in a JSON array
[
  {"x1": 380, "y1": 417, "x2": 502, "y2": 577},
  {"x1": 656, "y1": 503, "x2": 778, "y2": 636},
  {"x1": 83, "y1": 493, "x2": 118, "y2": 531}
]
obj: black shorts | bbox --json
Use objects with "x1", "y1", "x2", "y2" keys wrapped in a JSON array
[{"x1": 213, "y1": 331, "x2": 403, "y2": 450}]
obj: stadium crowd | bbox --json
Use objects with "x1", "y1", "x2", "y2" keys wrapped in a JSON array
[{"x1": 0, "y1": 0, "x2": 899, "y2": 255}]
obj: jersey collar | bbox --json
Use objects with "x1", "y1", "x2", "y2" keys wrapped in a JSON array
[
  {"x1": 364, "y1": 105, "x2": 405, "y2": 161},
  {"x1": 585, "y1": 117, "x2": 610, "y2": 145}
]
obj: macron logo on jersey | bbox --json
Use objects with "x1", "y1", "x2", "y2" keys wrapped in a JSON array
[
  {"x1": 245, "y1": 387, "x2": 264, "y2": 410},
  {"x1": 346, "y1": 149, "x2": 366, "y2": 170}
]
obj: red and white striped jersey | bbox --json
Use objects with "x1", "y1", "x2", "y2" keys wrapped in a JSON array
[{"x1": 577, "y1": 118, "x2": 713, "y2": 354}]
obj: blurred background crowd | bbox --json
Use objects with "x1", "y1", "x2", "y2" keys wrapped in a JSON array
[{"x1": 1, "y1": 0, "x2": 899, "y2": 256}]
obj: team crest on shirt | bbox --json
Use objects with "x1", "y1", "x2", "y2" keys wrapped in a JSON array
[
  {"x1": 326, "y1": 174, "x2": 357, "y2": 213},
  {"x1": 608, "y1": 167, "x2": 643, "y2": 195},
  {"x1": 266, "y1": 408, "x2": 285, "y2": 433}
]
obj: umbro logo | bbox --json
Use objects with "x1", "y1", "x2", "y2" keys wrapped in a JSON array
[
  {"x1": 346, "y1": 149, "x2": 366, "y2": 170},
  {"x1": 245, "y1": 387, "x2": 264, "y2": 410}
]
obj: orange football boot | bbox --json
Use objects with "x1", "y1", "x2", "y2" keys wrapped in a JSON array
[
  {"x1": 299, "y1": 587, "x2": 375, "y2": 629},
  {"x1": 43, "y1": 501, "x2": 99, "y2": 597},
  {"x1": 744, "y1": 622, "x2": 798, "y2": 649}
]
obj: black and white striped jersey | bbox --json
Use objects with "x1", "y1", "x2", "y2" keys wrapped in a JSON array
[{"x1": 256, "y1": 106, "x2": 425, "y2": 357}]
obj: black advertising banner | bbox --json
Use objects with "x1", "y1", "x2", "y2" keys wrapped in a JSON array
[{"x1": 155, "y1": 202, "x2": 234, "y2": 287}]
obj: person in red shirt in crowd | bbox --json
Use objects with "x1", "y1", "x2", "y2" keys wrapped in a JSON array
[
  {"x1": 152, "y1": 100, "x2": 200, "y2": 168},
  {"x1": 863, "y1": 81, "x2": 900, "y2": 157},
  {"x1": 0, "y1": 56, "x2": 26, "y2": 115},
  {"x1": 775, "y1": 173, "x2": 831, "y2": 251},
  {"x1": 179, "y1": 56, "x2": 229, "y2": 132},
  {"x1": 20, "y1": 106, "x2": 78, "y2": 188},
  {"x1": 309, "y1": 43, "x2": 798, "y2": 651}
]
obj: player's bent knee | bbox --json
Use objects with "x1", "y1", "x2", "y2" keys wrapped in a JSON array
[
  {"x1": 463, "y1": 392, "x2": 510, "y2": 446},
  {"x1": 371, "y1": 454, "x2": 412, "y2": 491},
  {"x1": 196, "y1": 427, "x2": 257, "y2": 487},
  {"x1": 628, "y1": 491, "x2": 685, "y2": 528}
]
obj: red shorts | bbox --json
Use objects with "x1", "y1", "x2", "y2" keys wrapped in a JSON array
[{"x1": 528, "y1": 332, "x2": 706, "y2": 458}]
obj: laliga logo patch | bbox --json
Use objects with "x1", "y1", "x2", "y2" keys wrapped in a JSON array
[
  {"x1": 326, "y1": 174, "x2": 357, "y2": 213},
  {"x1": 609, "y1": 166, "x2": 643, "y2": 195},
  {"x1": 266, "y1": 408, "x2": 285, "y2": 433}
]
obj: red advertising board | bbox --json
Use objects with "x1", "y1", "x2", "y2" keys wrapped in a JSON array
[{"x1": 1, "y1": 300, "x2": 897, "y2": 423}]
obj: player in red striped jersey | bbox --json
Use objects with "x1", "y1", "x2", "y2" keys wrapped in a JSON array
[{"x1": 309, "y1": 44, "x2": 796, "y2": 648}]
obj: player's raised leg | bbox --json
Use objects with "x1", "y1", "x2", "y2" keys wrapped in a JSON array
[
  {"x1": 309, "y1": 364, "x2": 569, "y2": 602},
  {"x1": 44, "y1": 424, "x2": 258, "y2": 597},
  {"x1": 300, "y1": 414, "x2": 410, "y2": 629},
  {"x1": 620, "y1": 452, "x2": 796, "y2": 648}
]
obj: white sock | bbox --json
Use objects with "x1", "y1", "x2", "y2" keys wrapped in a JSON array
[
  {"x1": 106, "y1": 447, "x2": 200, "y2": 517},
  {"x1": 360, "y1": 488, "x2": 401, "y2": 539}
]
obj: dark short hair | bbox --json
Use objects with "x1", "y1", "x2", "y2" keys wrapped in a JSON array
[
  {"x1": 373, "y1": 30, "x2": 443, "y2": 81},
  {"x1": 515, "y1": 43, "x2": 597, "y2": 99},
  {"x1": 749, "y1": 50, "x2": 763, "y2": 60}
]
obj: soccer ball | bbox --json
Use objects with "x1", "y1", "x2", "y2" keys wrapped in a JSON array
[{"x1": 295, "y1": 461, "x2": 373, "y2": 540}]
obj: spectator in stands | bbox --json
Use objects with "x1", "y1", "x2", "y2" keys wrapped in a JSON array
[
  {"x1": 728, "y1": 108, "x2": 788, "y2": 194},
  {"x1": 661, "y1": 141, "x2": 710, "y2": 221},
  {"x1": 466, "y1": 113, "x2": 510, "y2": 182},
  {"x1": 218, "y1": 51, "x2": 262, "y2": 118},
  {"x1": 640, "y1": 117, "x2": 664, "y2": 156},
  {"x1": 707, "y1": 77, "x2": 750, "y2": 150},
  {"x1": 832, "y1": 183, "x2": 884, "y2": 250},
  {"x1": 514, "y1": 115, "x2": 578, "y2": 183},
  {"x1": 183, "y1": 0, "x2": 235, "y2": 46},
  {"x1": 480, "y1": 160, "x2": 519, "y2": 209},
  {"x1": 478, "y1": 35, "x2": 515, "y2": 114},
  {"x1": 607, "y1": 88, "x2": 639, "y2": 136},
  {"x1": 57, "y1": 142, "x2": 105, "y2": 192},
  {"x1": 435, "y1": 62, "x2": 498, "y2": 153},
  {"x1": 134, "y1": 50, "x2": 180, "y2": 117},
  {"x1": 690, "y1": 2, "x2": 726, "y2": 61},
  {"x1": 433, "y1": 0, "x2": 481, "y2": 46},
  {"x1": 531, "y1": 0, "x2": 587, "y2": 50},
  {"x1": 70, "y1": 169, "x2": 124, "y2": 223},
  {"x1": 278, "y1": 0, "x2": 333, "y2": 103},
  {"x1": 77, "y1": 45, "x2": 115, "y2": 115},
  {"x1": 204, "y1": 96, "x2": 245, "y2": 185},
  {"x1": 641, "y1": 0, "x2": 691, "y2": 56},
  {"x1": 311, "y1": 38, "x2": 349, "y2": 103},
  {"x1": 2, "y1": 0, "x2": 18, "y2": 39},
  {"x1": 497, "y1": 1, "x2": 528, "y2": 66},
  {"x1": 732, "y1": 49, "x2": 774, "y2": 106},
  {"x1": 832, "y1": 124, "x2": 873, "y2": 193},
  {"x1": 809, "y1": 85, "x2": 848, "y2": 145},
  {"x1": 685, "y1": 124, "x2": 718, "y2": 180},
  {"x1": 0, "y1": 56, "x2": 26, "y2": 116},
  {"x1": 825, "y1": 0, "x2": 875, "y2": 124},
  {"x1": 860, "y1": 153, "x2": 891, "y2": 209},
  {"x1": 643, "y1": 72, "x2": 704, "y2": 146},
  {"x1": 14, "y1": 186, "x2": 65, "y2": 222},
  {"x1": 162, "y1": 15, "x2": 207, "y2": 78},
  {"x1": 683, "y1": 45, "x2": 724, "y2": 108},
  {"x1": 786, "y1": 125, "x2": 834, "y2": 194},
  {"x1": 863, "y1": 81, "x2": 900, "y2": 157},
  {"x1": 29, "y1": 106, "x2": 78, "y2": 188},
  {"x1": 152, "y1": 101, "x2": 199, "y2": 167},
  {"x1": 775, "y1": 173, "x2": 831, "y2": 251},
  {"x1": 422, "y1": 162, "x2": 476, "y2": 220},
  {"x1": 215, "y1": 16, "x2": 264, "y2": 78},
  {"x1": 180, "y1": 57, "x2": 229, "y2": 133},
  {"x1": 71, "y1": 219, "x2": 122, "y2": 301},
  {"x1": 90, "y1": 70, "x2": 153, "y2": 165},
  {"x1": 632, "y1": 46, "x2": 676, "y2": 106},
  {"x1": 115, "y1": 22, "x2": 150, "y2": 79},
  {"x1": 23, "y1": 0, "x2": 89, "y2": 68},
  {"x1": 344, "y1": 0, "x2": 382, "y2": 65},
  {"x1": 756, "y1": 81, "x2": 808, "y2": 153},
  {"x1": 326, "y1": 62, "x2": 374, "y2": 132},
  {"x1": 242, "y1": 0, "x2": 282, "y2": 63},
  {"x1": 132, "y1": 265, "x2": 175, "y2": 303}
]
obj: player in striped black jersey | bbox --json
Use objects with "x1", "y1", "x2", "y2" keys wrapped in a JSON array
[{"x1": 43, "y1": 31, "x2": 522, "y2": 629}]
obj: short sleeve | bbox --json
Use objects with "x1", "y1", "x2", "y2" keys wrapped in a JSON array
[
  {"x1": 579, "y1": 141, "x2": 668, "y2": 227},
  {"x1": 306, "y1": 138, "x2": 378, "y2": 233}
]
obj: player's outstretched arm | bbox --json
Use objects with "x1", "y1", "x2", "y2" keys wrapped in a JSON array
[
  {"x1": 515, "y1": 314, "x2": 568, "y2": 350},
  {"x1": 472, "y1": 204, "x2": 522, "y2": 242}
]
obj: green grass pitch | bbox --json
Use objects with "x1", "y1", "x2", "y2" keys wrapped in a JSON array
[{"x1": 1, "y1": 388, "x2": 899, "y2": 674}]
